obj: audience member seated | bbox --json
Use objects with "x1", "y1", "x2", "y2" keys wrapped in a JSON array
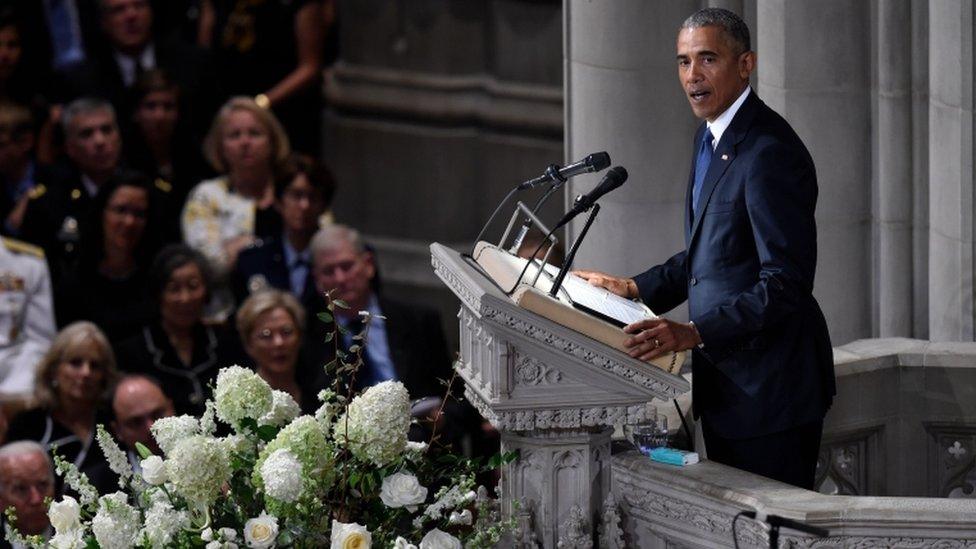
[
  {"x1": 11, "y1": 0, "x2": 103, "y2": 73},
  {"x1": 182, "y1": 96, "x2": 289, "y2": 320},
  {"x1": 233, "y1": 153, "x2": 335, "y2": 309},
  {"x1": 114, "y1": 244, "x2": 236, "y2": 416},
  {"x1": 54, "y1": 172, "x2": 162, "y2": 342},
  {"x1": 0, "y1": 11, "x2": 51, "y2": 120},
  {"x1": 125, "y1": 69, "x2": 210, "y2": 206},
  {"x1": 0, "y1": 101, "x2": 53, "y2": 237},
  {"x1": 0, "y1": 441, "x2": 55, "y2": 543},
  {"x1": 57, "y1": 0, "x2": 220, "y2": 137},
  {"x1": 198, "y1": 0, "x2": 325, "y2": 153},
  {"x1": 0, "y1": 237, "x2": 55, "y2": 400},
  {"x1": 306, "y1": 224, "x2": 474, "y2": 448},
  {"x1": 19, "y1": 97, "x2": 124, "y2": 278},
  {"x1": 109, "y1": 374, "x2": 174, "y2": 468},
  {"x1": 6, "y1": 321, "x2": 118, "y2": 495},
  {"x1": 237, "y1": 290, "x2": 321, "y2": 415}
]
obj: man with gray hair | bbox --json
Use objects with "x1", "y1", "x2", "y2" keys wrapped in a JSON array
[
  {"x1": 0, "y1": 441, "x2": 55, "y2": 544},
  {"x1": 19, "y1": 97, "x2": 123, "y2": 277},
  {"x1": 577, "y1": 8, "x2": 834, "y2": 488},
  {"x1": 305, "y1": 224, "x2": 473, "y2": 448}
]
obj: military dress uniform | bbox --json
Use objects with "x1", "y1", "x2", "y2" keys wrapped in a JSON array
[
  {"x1": 0, "y1": 237, "x2": 55, "y2": 398},
  {"x1": 18, "y1": 177, "x2": 91, "y2": 281}
]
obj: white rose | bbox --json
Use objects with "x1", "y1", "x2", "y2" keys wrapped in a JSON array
[
  {"x1": 140, "y1": 455, "x2": 168, "y2": 485},
  {"x1": 244, "y1": 512, "x2": 278, "y2": 549},
  {"x1": 419, "y1": 529, "x2": 461, "y2": 549},
  {"x1": 48, "y1": 495, "x2": 81, "y2": 532},
  {"x1": 330, "y1": 519, "x2": 371, "y2": 549},
  {"x1": 448, "y1": 509, "x2": 472, "y2": 526},
  {"x1": 220, "y1": 527, "x2": 239, "y2": 541},
  {"x1": 379, "y1": 472, "x2": 427, "y2": 511},
  {"x1": 201, "y1": 528, "x2": 214, "y2": 541},
  {"x1": 393, "y1": 537, "x2": 417, "y2": 549}
]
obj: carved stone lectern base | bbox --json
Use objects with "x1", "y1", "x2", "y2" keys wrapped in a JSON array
[{"x1": 501, "y1": 428, "x2": 612, "y2": 548}]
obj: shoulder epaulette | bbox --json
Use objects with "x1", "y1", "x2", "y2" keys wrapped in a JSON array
[
  {"x1": 154, "y1": 178, "x2": 172, "y2": 193},
  {"x1": 27, "y1": 184, "x2": 46, "y2": 200},
  {"x1": 1, "y1": 237, "x2": 44, "y2": 258}
]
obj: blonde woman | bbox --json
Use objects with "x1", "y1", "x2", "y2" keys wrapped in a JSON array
[
  {"x1": 181, "y1": 97, "x2": 291, "y2": 318},
  {"x1": 6, "y1": 321, "x2": 119, "y2": 494}
]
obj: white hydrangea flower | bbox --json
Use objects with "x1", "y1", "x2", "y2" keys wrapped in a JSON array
[
  {"x1": 166, "y1": 435, "x2": 231, "y2": 505},
  {"x1": 48, "y1": 495, "x2": 81, "y2": 533},
  {"x1": 91, "y1": 492, "x2": 141, "y2": 549},
  {"x1": 96, "y1": 425, "x2": 132, "y2": 486},
  {"x1": 214, "y1": 366, "x2": 274, "y2": 427},
  {"x1": 405, "y1": 441, "x2": 428, "y2": 454},
  {"x1": 259, "y1": 390, "x2": 301, "y2": 427},
  {"x1": 419, "y1": 529, "x2": 461, "y2": 549},
  {"x1": 151, "y1": 415, "x2": 201, "y2": 455},
  {"x1": 141, "y1": 500, "x2": 189, "y2": 547},
  {"x1": 330, "y1": 520, "x2": 371, "y2": 549},
  {"x1": 243, "y1": 511, "x2": 278, "y2": 549},
  {"x1": 379, "y1": 472, "x2": 427, "y2": 511},
  {"x1": 49, "y1": 527, "x2": 85, "y2": 549},
  {"x1": 140, "y1": 455, "x2": 167, "y2": 485},
  {"x1": 393, "y1": 537, "x2": 417, "y2": 549},
  {"x1": 200, "y1": 400, "x2": 218, "y2": 435},
  {"x1": 332, "y1": 381, "x2": 411, "y2": 466},
  {"x1": 220, "y1": 433, "x2": 255, "y2": 457},
  {"x1": 260, "y1": 448, "x2": 303, "y2": 503}
]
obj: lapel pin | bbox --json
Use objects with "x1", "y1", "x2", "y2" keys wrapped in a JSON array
[{"x1": 721, "y1": 154, "x2": 729, "y2": 161}]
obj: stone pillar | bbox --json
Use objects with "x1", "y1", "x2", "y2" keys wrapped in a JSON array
[
  {"x1": 874, "y1": 0, "x2": 914, "y2": 337},
  {"x1": 927, "y1": 1, "x2": 974, "y2": 341},
  {"x1": 563, "y1": 0, "x2": 699, "y2": 314},
  {"x1": 501, "y1": 428, "x2": 612, "y2": 548},
  {"x1": 910, "y1": 0, "x2": 930, "y2": 339},
  {"x1": 756, "y1": 0, "x2": 873, "y2": 344}
]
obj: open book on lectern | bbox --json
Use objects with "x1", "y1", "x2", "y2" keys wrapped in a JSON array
[{"x1": 473, "y1": 242, "x2": 684, "y2": 374}]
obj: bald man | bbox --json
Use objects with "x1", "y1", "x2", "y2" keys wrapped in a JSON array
[
  {"x1": 111, "y1": 375, "x2": 174, "y2": 463},
  {"x1": 0, "y1": 441, "x2": 55, "y2": 542}
]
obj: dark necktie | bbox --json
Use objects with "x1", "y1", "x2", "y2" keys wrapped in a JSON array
[{"x1": 692, "y1": 128, "x2": 714, "y2": 219}]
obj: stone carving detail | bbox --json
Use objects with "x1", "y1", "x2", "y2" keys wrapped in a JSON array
[
  {"x1": 513, "y1": 498, "x2": 540, "y2": 549},
  {"x1": 815, "y1": 442, "x2": 864, "y2": 496},
  {"x1": 556, "y1": 505, "x2": 591, "y2": 549},
  {"x1": 431, "y1": 255, "x2": 482, "y2": 313},
  {"x1": 466, "y1": 386, "x2": 653, "y2": 431},
  {"x1": 598, "y1": 493, "x2": 626, "y2": 549},
  {"x1": 480, "y1": 305, "x2": 683, "y2": 399},
  {"x1": 514, "y1": 354, "x2": 562, "y2": 385},
  {"x1": 614, "y1": 468, "x2": 976, "y2": 548},
  {"x1": 930, "y1": 429, "x2": 976, "y2": 498}
]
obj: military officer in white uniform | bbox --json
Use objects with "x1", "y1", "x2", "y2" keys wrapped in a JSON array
[{"x1": 0, "y1": 237, "x2": 55, "y2": 398}]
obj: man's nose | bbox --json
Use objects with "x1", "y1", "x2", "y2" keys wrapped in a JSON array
[{"x1": 27, "y1": 485, "x2": 45, "y2": 504}]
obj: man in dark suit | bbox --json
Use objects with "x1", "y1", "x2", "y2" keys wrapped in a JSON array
[
  {"x1": 577, "y1": 8, "x2": 834, "y2": 489},
  {"x1": 233, "y1": 155, "x2": 336, "y2": 310},
  {"x1": 0, "y1": 441, "x2": 55, "y2": 545},
  {"x1": 55, "y1": 0, "x2": 219, "y2": 137}
]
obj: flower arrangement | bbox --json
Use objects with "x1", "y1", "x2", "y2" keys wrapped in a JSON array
[{"x1": 6, "y1": 296, "x2": 515, "y2": 548}]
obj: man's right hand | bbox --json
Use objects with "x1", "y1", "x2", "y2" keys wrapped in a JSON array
[{"x1": 573, "y1": 270, "x2": 639, "y2": 299}]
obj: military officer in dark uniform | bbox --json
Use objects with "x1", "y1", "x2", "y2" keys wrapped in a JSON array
[{"x1": 19, "y1": 97, "x2": 176, "y2": 280}]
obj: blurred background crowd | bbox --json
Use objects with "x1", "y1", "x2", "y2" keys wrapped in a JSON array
[{"x1": 0, "y1": 0, "x2": 497, "y2": 530}]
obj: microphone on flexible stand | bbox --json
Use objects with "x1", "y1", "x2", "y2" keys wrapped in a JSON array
[
  {"x1": 553, "y1": 166, "x2": 628, "y2": 229},
  {"x1": 508, "y1": 152, "x2": 612, "y2": 254}
]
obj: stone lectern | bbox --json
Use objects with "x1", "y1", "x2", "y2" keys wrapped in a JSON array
[{"x1": 431, "y1": 243, "x2": 690, "y2": 548}]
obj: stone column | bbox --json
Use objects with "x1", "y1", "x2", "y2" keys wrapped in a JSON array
[
  {"x1": 874, "y1": 0, "x2": 914, "y2": 337},
  {"x1": 756, "y1": 0, "x2": 873, "y2": 344},
  {"x1": 927, "y1": 1, "x2": 975, "y2": 341},
  {"x1": 563, "y1": 0, "x2": 699, "y2": 313}
]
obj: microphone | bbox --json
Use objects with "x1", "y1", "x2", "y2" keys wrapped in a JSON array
[
  {"x1": 740, "y1": 511, "x2": 829, "y2": 537},
  {"x1": 517, "y1": 152, "x2": 611, "y2": 190},
  {"x1": 554, "y1": 166, "x2": 628, "y2": 228}
]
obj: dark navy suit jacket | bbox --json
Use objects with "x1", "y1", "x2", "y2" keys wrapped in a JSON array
[
  {"x1": 233, "y1": 236, "x2": 318, "y2": 310},
  {"x1": 634, "y1": 91, "x2": 835, "y2": 440}
]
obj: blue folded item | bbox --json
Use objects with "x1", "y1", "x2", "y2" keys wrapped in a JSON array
[{"x1": 649, "y1": 447, "x2": 700, "y2": 466}]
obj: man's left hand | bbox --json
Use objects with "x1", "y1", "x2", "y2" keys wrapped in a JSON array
[{"x1": 623, "y1": 318, "x2": 701, "y2": 361}]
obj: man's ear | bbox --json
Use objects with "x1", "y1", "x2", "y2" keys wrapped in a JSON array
[
  {"x1": 739, "y1": 50, "x2": 756, "y2": 80},
  {"x1": 362, "y1": 251, "x2": 376, "y2": 280}
]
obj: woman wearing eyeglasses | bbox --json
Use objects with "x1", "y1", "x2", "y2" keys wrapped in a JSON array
[
  {"x1": 236, "y1": 289, "x2": 321, "y2": 414},
  {"x1": 5, "y1": 321, "x2": 119, "y2": 495},
  {"x1": 53, "y1": 172, "x2": 163, "y2": 344}
]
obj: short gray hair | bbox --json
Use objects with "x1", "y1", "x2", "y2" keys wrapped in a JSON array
[
  {"x1": 0, "y1": 441, "x2": 54, "y2": 486},
  {"x1": 681, "y1": 8, "x2": 751, "y2": 54},
  {"x1": 61, "y1": 97, "x2": 117, "y2": 136},
  {"x1": 310, "y1": 224, "x2": 367, "y2": 258}
]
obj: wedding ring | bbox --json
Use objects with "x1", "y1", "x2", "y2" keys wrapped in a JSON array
[{"x1": 653, "y1": 338, "x2": 661, "y2": 348}]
